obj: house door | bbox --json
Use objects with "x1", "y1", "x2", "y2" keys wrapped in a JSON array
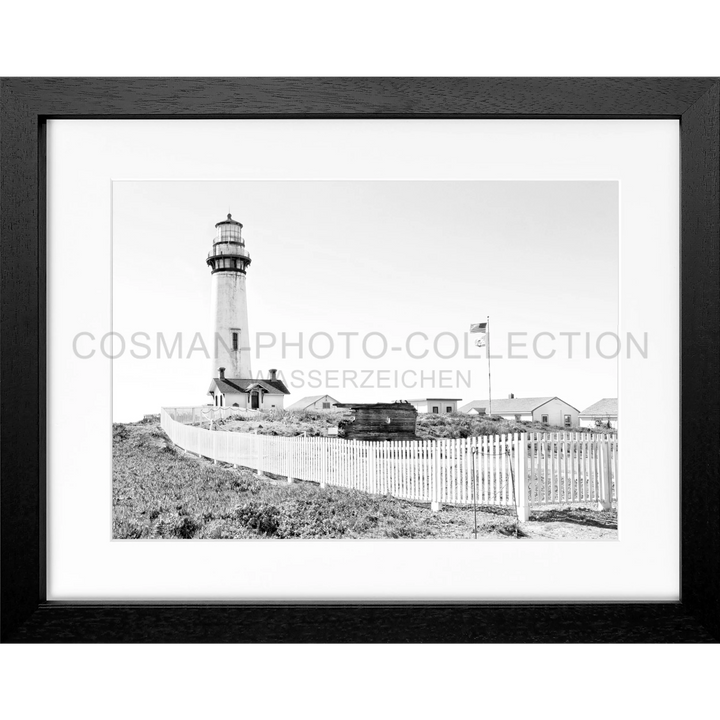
[{"x1": 251, "y1": 391, "x2": 260, "y2": 410}]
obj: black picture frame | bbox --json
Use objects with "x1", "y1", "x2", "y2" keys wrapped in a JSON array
[{"x1": 1, "y1": 78, "x2": 718, "y2": 643}]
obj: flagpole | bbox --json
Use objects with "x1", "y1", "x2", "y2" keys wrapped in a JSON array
[{"x1": 487, "y1": 315, "x2": 492, "y2": 416}]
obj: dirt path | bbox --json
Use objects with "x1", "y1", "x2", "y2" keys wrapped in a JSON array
[
  {"x1": 394, "y1": 502, "x2": 617, "y2": 541},
  {"x1": 523, "y1": 507, "x2": 617, "y2": 540}
]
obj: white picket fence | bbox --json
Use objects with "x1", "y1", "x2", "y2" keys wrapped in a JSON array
[
  {"x1": 160, "y1": 407, "x2": 617, "y2": 520},
  {"x1": 168, "y1": 406, "x2": 246, "y2": 424}
]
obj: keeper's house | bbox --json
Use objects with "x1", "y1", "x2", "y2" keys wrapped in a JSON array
[
  {"x1": 208, "y1": 368, "x2": 290, "y2": 410},
  {"x1": 459, "y1": 395, "x2": 580, "y2": 428},
  {"x1": 286, "y1": 394, "x2": 341, "y2": 412},
  {"x1": 578, "y1": 398, "x2": 618, "y2": 429},
  {"x1": 407, "y1": 398, "x2": 462, "y2": 414}
]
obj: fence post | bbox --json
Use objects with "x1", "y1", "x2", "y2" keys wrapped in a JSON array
[
  {"x1": 212, "y1": 428, "x2": 218, "y2": 465},
  {"x1": 613, "y1": 435, "x2": 618, "y2": 503},
  {"x1": 431, "y1": 441, "x2": 442, "y2": 512},
  {"x1": 319, "y1": 438, "x2": 330, "y2": 488},
  {"x1": 367, "y1": 444, "x2": 377, "y2": 495},
  {"x1": 515, "y1": 433, "x2": 529, "y2": 522},
  {"x1": 287, "y1": 437, "x2": 297, "y2": 484},
  {"x1": 598, "y1": 436, "x2": 612, "y2": 510},
  {"x1": 320, "y1": 438, "x2": 328, "y2": 489},
  {"x1": 256, "y1": 435, "x2": 265, "y2": 478}
]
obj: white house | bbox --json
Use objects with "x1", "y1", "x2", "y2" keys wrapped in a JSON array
[
  {"x1": 208, "y1": 368, "x2": 290, "y2": 410},
  {"x1": 459, "y1": 395, "x2": 580, "y2": 428},
  {"x1": 579, "y1": 398, "x2": 618, "y2": 429},
  {"x1": 286, "y1": 394, "x2": 341, "y2": 411},
  {"x1": 407, "y1": 398, "x2": 462, "y2": 414}
]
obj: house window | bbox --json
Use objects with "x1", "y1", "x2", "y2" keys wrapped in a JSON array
[
  {"x1": 322, "y1": 403, "x2": 331, "y2": 409},
  {"x1": 541, "y1": 414, "x2": 548, "y2": 424},
  {"x1": 232, "y1": 332, "x2": 238, "y2": 351},
  {"x1": 432, "y1": 406, "x2": 439, "y2": 414},
  {"x1": 446, "y1": 406, "x2": 452, "y2": 413},
  {"x1": 564, "y1": 414, "x2": 571, "y2": 427}
]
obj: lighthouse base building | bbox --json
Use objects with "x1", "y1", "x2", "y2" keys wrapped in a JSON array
[{"x1": 208, "y1": 368, "x2": 290, "y2": 410}]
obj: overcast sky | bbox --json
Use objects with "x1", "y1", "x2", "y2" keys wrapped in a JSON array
[{"x1": 112, "y1": 180, "x2": 618, "y2": 421}]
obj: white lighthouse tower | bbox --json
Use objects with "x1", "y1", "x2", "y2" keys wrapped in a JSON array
[
  {"x1": 206, "y1": 213, "x2": 290, "y2": 410},
  {"x1": 207, "y1": 213, "x2": 252, "y2": 378}
]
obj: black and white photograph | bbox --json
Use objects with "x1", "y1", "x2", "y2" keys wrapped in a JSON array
[{"x1": 111, "y1": 179, "x2": 621, "y2": 540}]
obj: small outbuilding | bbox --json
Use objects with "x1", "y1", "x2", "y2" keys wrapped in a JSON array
[
  {"x1": 332, "y1": 402, "x2": 418, "y2": 441},
  {"x1": 579, "y1": 398, "x2": 618, "y2": 429},
  {"x1": 459, "y1": 394, "x2": 580, "y2": 428},
  {"x1": 407, "y1": 398, "x2": 462, "y2": 414},
  {"x1": 286, "y1": 394, "x2": 341, "y2": 412}
]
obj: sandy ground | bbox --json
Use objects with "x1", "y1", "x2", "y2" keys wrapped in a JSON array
[{"x1": 361, "y1": 498, "x2": 617, "y2": 541}]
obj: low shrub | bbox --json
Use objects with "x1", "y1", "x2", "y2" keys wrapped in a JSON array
[
  {"x1": 112, "y1": 517, "x2": 147, "y2": 539},
  {"x1": 273, "y1": 497, "x2": 351, "y2": 538},
  {"x1": 113, "y1": 423, "x2": 129, "y2": 441},
  {"x1": 151, "y1": 514, "x2": 200, "y2": 539},
  {"x1": 234, "y1": 501, "x2": 281, "y2": 536},
  {"x1": 479, "y1": 519, "x2": 527, "y2": 538}
]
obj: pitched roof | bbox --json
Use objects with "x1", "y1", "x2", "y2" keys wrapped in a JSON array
[
  {"x1": 459, "y1": 397, "x2": 577, "y2": 414},
  {"x1": 208, "y1": 377, "x2": 290, "y2": 395},
  {"x1": 261, "y1": 378, "x2": 290, "y2": 394},
  {"x1": 334, "y1": 402, "x2": 417, "y2": 410},
  {"x1": 285, "y1": 394, "x2": 340, "y2": 411},
  {"x1": 406, "y1": 398, "x2": 463, "y2": 402},
  {"x1": 579, "y1": 398, "x2": 618, "y2": 416}
]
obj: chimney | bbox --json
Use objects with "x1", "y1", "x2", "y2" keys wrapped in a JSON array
[
  {"x1": 268, "y1": 368, "x2": 277, "y2": 381},
  {"x1": 508, "y1": 393, "x2": 514, "y2": 399},
  {"x1": 218, "y1": 367, "x2": 226, "y2": 380}
]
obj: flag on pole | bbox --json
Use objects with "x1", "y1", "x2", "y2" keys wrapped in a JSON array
[{"x1": 470, "y1": 322, "x2": 487, "y2": 346}]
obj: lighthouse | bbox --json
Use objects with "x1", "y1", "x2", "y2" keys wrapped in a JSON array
[
  {"x1": 206, "y1": 213, "x2": 290, "y2": 410},
  {"x1": 207, "y1": 213, "x2": 252, "y2": 378}
]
